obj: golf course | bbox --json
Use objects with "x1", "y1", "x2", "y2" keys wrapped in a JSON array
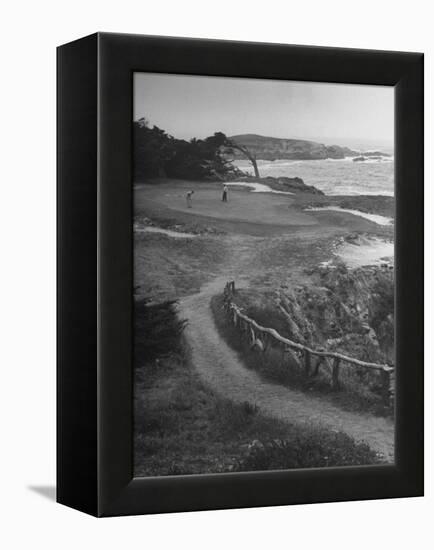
[{"x1": 133, "y1": 178, "x2": 395, "y2": 476}]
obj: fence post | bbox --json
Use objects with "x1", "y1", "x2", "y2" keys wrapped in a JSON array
[
  {"x1": 312, "y1": 356, "x2": 323, "y2": 378},
  {"x1": 262, "y1": 333, "x2": 269, "y2": 353},
  {"x1": 250, "y1": 327, "x2": 256, "y2": 348},
  {"x1": 304, "y1": 349, "x2": 311, "y2": 377},
  {"x1": 332, "y1": 358, "x2": 341, "y2": 390},
  {"x1": 381, "y1": 368, "x2": 391, "y2": 406},
  {"x1": 281, "y1": 343, "x2": 287, "y2": 362},
  {"x1": 232, "y1": 310, "x2": 237, "y2": 326},
  {"x1": 389, "y1": 370, "x2": 395, "y2": 408}
]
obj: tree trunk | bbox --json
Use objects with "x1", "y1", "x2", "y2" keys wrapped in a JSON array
[
  {"x1": 228, "y1": 140, "x2": 260, "y2": 177},
  {"x1": 251, "y1": 157, "x2": 260, "y2": 178}
]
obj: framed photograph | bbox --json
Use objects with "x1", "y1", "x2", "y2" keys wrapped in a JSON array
[{"x1": 57, "y1": 33, "x2": 423, "y2": 517}]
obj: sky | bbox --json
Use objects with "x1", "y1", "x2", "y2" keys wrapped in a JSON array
[{"x1": 134, "y1": 72, "x2": 394, "y2": 149}]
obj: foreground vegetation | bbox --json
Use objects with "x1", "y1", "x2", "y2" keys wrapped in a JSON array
[{"x1": 134, "y1": 297, "x2": 382, "y2": 476}]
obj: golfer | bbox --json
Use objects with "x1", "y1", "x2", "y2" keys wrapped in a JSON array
[
  {"x1": 222, "y1": 184, "x2": 228, "y2": 202},
  {"x1": 186, "y1": 190, "x2": 194, "y2": 208}
]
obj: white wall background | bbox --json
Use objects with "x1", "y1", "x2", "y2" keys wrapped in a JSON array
[{"x1": 0, "y1": 1, "x2": 431, "y2": 547}]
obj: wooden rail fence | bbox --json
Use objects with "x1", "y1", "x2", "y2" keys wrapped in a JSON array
[{"x1": 223, "y1": 281, "x2": 395, "y2": 406}]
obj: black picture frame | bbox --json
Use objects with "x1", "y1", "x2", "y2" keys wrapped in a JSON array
[{"x1": 57, "y1": 32, "x2": 424, "y2": 517}]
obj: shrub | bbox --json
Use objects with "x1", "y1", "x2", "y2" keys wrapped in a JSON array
[
  {"x1": 134, "y1": 298, "x2": 187, "y2": 365},
  {"x1": 237, "y1": 430, "x2": 380, "y2": 471}
]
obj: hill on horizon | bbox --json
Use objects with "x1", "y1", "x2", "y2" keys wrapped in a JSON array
[{"x1": 229, "y1": 133, "x2": 358, "y2": 161}]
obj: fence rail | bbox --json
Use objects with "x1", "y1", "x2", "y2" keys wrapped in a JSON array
[{"x1": 223, "y1": 281, "x2": 395, "y2": 405}]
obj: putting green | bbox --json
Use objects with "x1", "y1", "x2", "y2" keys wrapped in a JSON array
[{"x1": 134, "y1": 181, "x2": 317, "y2": 227}]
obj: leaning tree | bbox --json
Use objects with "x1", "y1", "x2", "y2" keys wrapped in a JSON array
[{"x1": 224, "y1": 138, "x2": 260, "y2": 178}]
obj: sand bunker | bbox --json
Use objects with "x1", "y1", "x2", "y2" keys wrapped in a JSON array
[
  {"x1": 335, "y1": 237, "x2": 394, "y2": 268},
  {"x1": 305, "y1": 206, "x2": 393, "y2": 226},
  {"x1": 225, "y1": 181, "x2": 294, "y2": 195},
  {"x1": 134, "y1": 225, "x2": 197, "y2": 239}
]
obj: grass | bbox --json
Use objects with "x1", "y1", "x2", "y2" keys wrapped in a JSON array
[
  {"x1": 134, "y1": 345, "x2": 382, "y2": 476},
  {"x1": 210, "y1": 294, "x2": 392, "y2": 418},
  {"x1": 131, "y1": 180, "x2": 391, "y2": 473},
  {"x1": 134, "y1": 231, "x2": 227, "y2": 302}
]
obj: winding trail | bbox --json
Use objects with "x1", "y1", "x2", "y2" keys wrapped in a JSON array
[{"x1": 179, "y1": 276, "x2": 395, "y2": 461}]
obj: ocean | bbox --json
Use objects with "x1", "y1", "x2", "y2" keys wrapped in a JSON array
[{"x1": 233, "y1": 156, "x2": 394, "y2": 197}]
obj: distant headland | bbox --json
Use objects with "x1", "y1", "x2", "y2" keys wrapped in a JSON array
[{"x1": 230, "y1": 134, "x2": 389, "y2": 161}]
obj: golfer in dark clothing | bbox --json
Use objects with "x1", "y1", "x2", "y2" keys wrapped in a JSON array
[
  {"x1": 186, "y1": 190, "x2": 194, "y2": 208},
  {"x1": 222, "y1": 185, "x2": 228, "y2": 202}
]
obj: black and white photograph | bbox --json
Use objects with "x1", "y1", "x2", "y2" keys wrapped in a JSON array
[
  {"x1": 0, "y1": 0, "x2": 429, "y2": 540},
  {"x1": 133, "y1": 73, "x2": 395, "y2": 477}
]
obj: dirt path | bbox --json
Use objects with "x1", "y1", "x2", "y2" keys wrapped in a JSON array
[{"x1": 179, "y1": 277, "x2": 395, "y2": 461}]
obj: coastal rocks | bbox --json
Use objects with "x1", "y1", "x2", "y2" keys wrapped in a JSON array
[
  {"x1": 276, "y1": 176, "x2": 324, "y2": 195},
  {"x1": 325, "y1": 145, "x2": 357, "y2": 159},
  {"x1": 353, "y1": 151, "x2": 391, "y2": 162},
  {"x1": 275, "y1": 265, "x2": 394, "y2": 365},
  {"x1": 235, "y1": 175, "x2": 324, "y2": 195},
  {"x1": 362, "y1": 151, "x2": 391, "y2": 158}
]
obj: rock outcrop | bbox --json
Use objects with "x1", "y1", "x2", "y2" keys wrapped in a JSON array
[
  {"x1": 276, "y1": 265, "x2": 394, "y2": 365},
  {"x1": 362, "y1": 151, "x2": 391, "y2": 157}
]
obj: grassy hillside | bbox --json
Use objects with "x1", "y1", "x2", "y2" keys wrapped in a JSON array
[{"x1": 230, "y1": 133, "x2": 357, "y2": 160}]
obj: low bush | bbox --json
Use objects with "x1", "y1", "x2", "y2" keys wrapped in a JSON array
[
  {"x1": 237, "y1": 430, "x2": 379, "y2": 471},
  {"x1": 134, "y1": 298, "x2": 187, "y2": 365}
]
